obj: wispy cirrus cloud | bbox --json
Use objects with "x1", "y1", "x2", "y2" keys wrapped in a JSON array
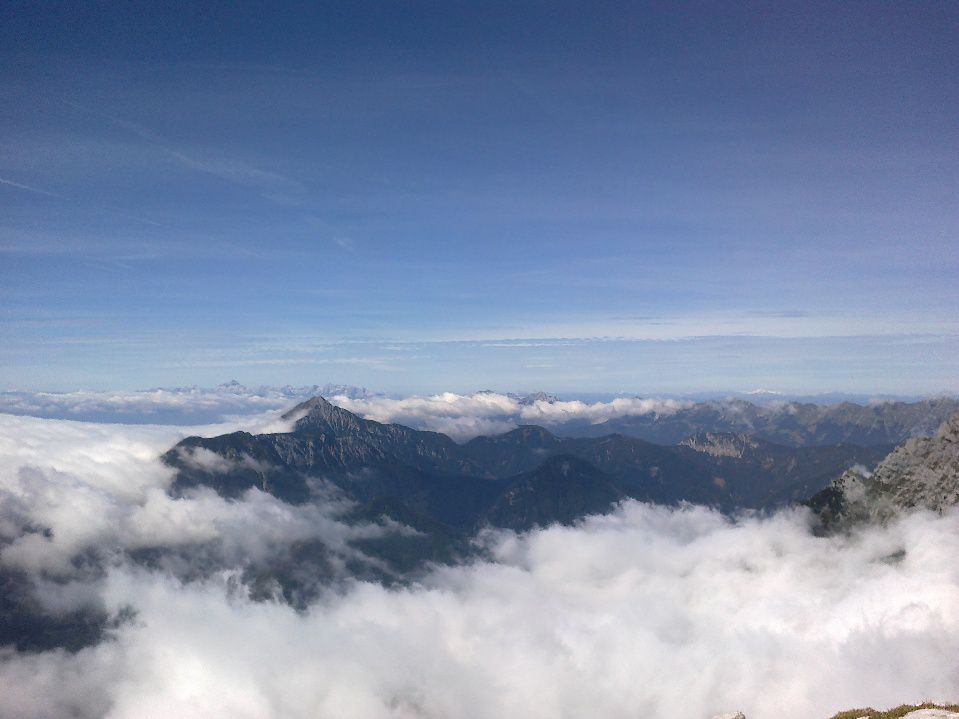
[
  {"x1": 0, "y1": 177, "x2": 61, "y2": 197},
  {"x1": 60, "y1": 100, "x2": 309, "y2": 204}
]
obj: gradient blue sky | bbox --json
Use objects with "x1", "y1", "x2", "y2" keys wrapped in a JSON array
[{"x1": 1, "y1": 1, "x2": 956, "y2": 394}]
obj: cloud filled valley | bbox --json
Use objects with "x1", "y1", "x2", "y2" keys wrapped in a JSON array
[
  {"x1": 3, "y1": 385, "x2": 957, "y2": 446},
  {"x1": 0, "y1": 404, "x2": 957, "y2": 719},
  {"x1": 5, "y1": 2, "x2": 958, "y2": 716},
  {"x1": 0, "y1": 385, "x2": 696, "y2": 436}
]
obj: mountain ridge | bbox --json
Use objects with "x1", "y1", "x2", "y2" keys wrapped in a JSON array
[
  {"x1": 808, "y1": 414, "x2": 959, "y2": 532},
  {"x1": 553, "y1": 396, "x2": 959, "y2": 447},
  {"x1": 164, "y1": 396, "x2": 892, "y2": 530}
]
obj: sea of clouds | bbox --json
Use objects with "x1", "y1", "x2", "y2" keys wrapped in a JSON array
[
  {"x1": 0, "y1": 404, "x2": 957, "y2": 719},
  {"x1": 334, "y1": 392, "x2": 692, "y2": 439},
  {"x1": 0, "y1": 384, "x2": 359, "y2": 426},
  {"x1": 0, "y1": 385, "x2": 690, "y2": 439}
]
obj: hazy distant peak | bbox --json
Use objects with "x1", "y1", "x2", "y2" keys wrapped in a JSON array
[
  {"x1": 472, "y1": 389, "x2": 561, "y2": 404},
  {"x1": 518, "y1": 392, "x2": 561, "y2": 405}
]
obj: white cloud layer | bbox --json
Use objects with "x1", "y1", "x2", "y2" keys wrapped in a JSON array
[
  {"x1": 0, "y1": 412, "x2": 379, "y2": 582},
  {"x1": 0, "y1": 409, "x2": 956, "y2": 718},
  {"x1": 334, "y1": 392, "x2": 690, "y2": 440},
  {"x1": 0, "y1": 383, "x2": 373, "y2": 426},
  {"x1": 5, "y1": 385, "x2": 954, "y2": 444},
  {"x1": 0, "y1": 386, "x2": 692, "y2": 440},
  {"x1": 0, "y1": 507, "x2": 956, "y2": 719}
]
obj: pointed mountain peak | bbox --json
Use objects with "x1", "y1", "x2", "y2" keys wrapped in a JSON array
[
  {"x1": 281, "y1": 396, "x2": 364, "y2": 435},
  {"x1": 281, "y1": 395, "x2": 334, "y2": 420}
]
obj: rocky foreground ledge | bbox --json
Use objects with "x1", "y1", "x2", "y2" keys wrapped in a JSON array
[
  {"x1": 829, "y1": 705, "x2": 959, "y2": 719},
  {"x1": 709, "y1": 704, "x2": 959, "y2": 719}
]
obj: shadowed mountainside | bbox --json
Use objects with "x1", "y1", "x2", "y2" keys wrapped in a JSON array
[{"x1": 165, "y1": 397, "x2": 891, "y2": 525}]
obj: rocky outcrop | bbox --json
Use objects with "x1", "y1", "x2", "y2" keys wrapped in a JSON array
[
  {"x1": 828, "y1": 704, "x2": 959, "y2": 719},
  {"x1": 713, "y1": 702, "x2": 959, "y2": 719},
  {"x1": 809, "y1": 414, "x2": 959, "y2": 531},
  {"x1": 680, "y1": 432, "x2": 759, "y2": 458}
]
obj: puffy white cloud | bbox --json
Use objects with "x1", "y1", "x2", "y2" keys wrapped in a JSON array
[
  {"x1": 517, "y1": 396, "x2": 689, "y2": 424},
  {"x1": 0, "y1": 407, "x2": 956, "y2": 719},
  {"x1": 0, "y1": 387, "x2": 691, "y2": 440},
  {"x1": 0, "y1": 383, "x2": 372, "y2": 426},
  {"x1": 335, "y1": 392, "x2": 689, "y2": 440},
  {"x1": 172, "y1": 446, "x2": 275, "y2": 475},
  {"x1": 0, "y1": 413, "x2": 387, "y2": 580},
  {"x1": 0, "y1": 388, "x2": 283, "y2": 423},
  {"x1": 0, "y1": 505, "x2": 956, "y2": 719}
]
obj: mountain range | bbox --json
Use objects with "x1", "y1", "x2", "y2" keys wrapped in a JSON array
[
  {"x1": 166, "y1": 396, "x2": 892, "y2": 524},
  {"x1": 545, "y1": 396, "x2": 959, "y2": 447},
  {"x1": 157, "y1": 397, "x2": 959, "y2": 619},
  {"x1": 161, "y1": 395, "x2": 896, "y2": 589},
  {"x1": 4, "y1": 396, "x2": 956, "y2": 654},
  {"x1": 166, "y1": 395, "x2": 959, "y2": 550}
]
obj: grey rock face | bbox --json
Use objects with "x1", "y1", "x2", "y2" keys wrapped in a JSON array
[
  {"x1": 809, "y1": 414, "x2": 959, "y2": 531},
  {"x1": 680, "y1": 432, "x2": 759, "y2": 458}
]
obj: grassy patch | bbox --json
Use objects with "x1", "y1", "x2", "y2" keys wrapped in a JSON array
[{"x1": 830, "y1": 703, "x2": 959, "y2": 719}]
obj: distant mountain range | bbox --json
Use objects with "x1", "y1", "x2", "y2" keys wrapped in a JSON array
[
  {"x1": 543, "y1": 397, "x2": 959, "y2": 447},
  {"x1": 1, "y1": 384, "x2": 955, "y2": 442},
  {"x1": 154, "y1": 396, "x2": 959, "y2": 615},
  {"x1": 162, "y1": 396, "x2": 895, "y2": 584},
  {"x1": 167, "y1": 396, "x2": 893, "y2": 517},
  {"x1": 5, "y1": 395, "x2": 956, "y2": 654}
]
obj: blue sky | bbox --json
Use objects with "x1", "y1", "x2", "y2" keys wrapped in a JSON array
[{"x1": 1, "y1": 2, "x2": 956, "y2": 394}]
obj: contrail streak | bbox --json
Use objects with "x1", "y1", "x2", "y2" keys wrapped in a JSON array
[{"x1": 0, "y1": 176, "x2": 60, "y2": 197}]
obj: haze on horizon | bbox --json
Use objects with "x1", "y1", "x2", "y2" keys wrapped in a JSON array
[{"x1": 1, "y1": 2, "x2": 956, "y2": 395}]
